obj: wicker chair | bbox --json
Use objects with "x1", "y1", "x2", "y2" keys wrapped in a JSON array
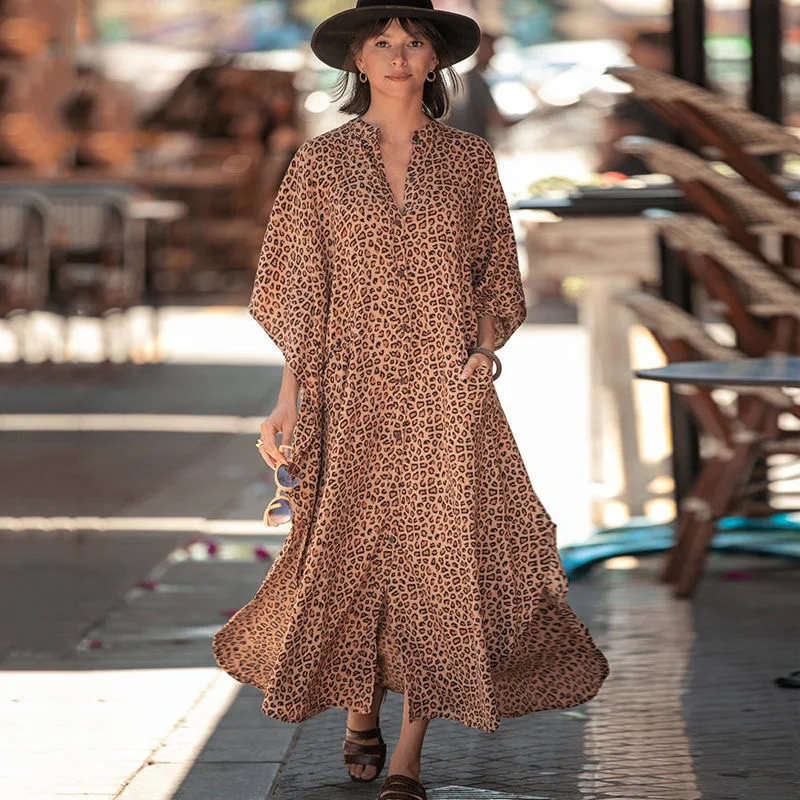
[
  {"x1": 660, "y1": 214, "x2": 800, "y2": 325},
  {"x1": 616, "y1": 289, "x2": 799, "y2": 596},
  {"x1": 616, "y1": 137, "x2": 800, "y2": 240},
  {"x1": 617, "y1": 137, "x2": 800, "y2": 350},
  {"x1": 607, "y1": 65, "x2": 800, "y2": 204},
  {"x1": 0, "y1": 189, "x2": 51, "y2": 360},
  {"x1": 608, "y1": 66, "x2": 800, "y2": 156},
  {"x1": 47, "y1": 188, "x2": 146, "y2": 362}
]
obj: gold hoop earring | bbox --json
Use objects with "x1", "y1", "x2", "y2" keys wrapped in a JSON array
[
  {"x1": 426, "y1": 70, "x2": 436, "y2": 82},
  {"x1": 359, "y1": 71, "x2": 368, "y2": 83}
]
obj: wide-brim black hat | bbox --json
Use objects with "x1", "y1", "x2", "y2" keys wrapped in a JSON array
[{"x1": 310, "y1": 0, "x2": 482, "y2": 71}]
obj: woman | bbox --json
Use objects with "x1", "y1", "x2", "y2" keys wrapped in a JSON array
[{"x1": 212, "y1": 2, "x2": 610, "y2": 798}]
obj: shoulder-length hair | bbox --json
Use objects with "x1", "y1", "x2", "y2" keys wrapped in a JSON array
[{"x1": 329, "y1": 16, "x2": 463, "y2": 120}]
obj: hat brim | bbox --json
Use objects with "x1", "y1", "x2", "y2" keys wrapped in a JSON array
[{"x1": 310, "y1": 7, "x2": 481, "y2": 71}]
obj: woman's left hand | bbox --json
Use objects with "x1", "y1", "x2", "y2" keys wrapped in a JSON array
[{"x1": 459, "y1": 351, "x2": 493, "y2": 380}]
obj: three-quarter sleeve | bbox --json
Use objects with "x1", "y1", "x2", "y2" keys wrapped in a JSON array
[
  {"x1": 248, "y1": 143, "x2": 329, "y2": 390},
  {"x1": 469, "y1": 140, "x2": 527, "y2": 350}
]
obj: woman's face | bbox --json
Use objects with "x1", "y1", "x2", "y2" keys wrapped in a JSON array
[{"x1": 355, "y1": 18, "x2": 438, "y2": 97}]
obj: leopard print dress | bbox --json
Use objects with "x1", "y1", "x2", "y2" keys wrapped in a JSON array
[{"x1": 212, "y1": 115, "x2": 610, "y2": 732}]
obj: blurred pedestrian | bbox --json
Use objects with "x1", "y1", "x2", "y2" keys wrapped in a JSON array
[
  {"x1": 446, "y1": 30, "x2": 531, "y2": 147},
  {"x1": 212, "y1": 3, "x2": 609, "y2": 799},
  {"x1": 597, "y1": 27, "x2": 676, "y2": 175}
]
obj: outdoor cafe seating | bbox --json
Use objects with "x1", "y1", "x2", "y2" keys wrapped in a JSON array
[{"x1": 562, "y1": 66, "x2": 800, "y2": 597}]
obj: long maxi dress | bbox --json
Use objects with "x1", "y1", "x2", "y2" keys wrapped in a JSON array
[{"x1": 212, "y1": 116, "x2": 610, "y2": 733}]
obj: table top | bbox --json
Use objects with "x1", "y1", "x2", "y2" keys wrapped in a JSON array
[
  {"x1": 0, "y1": 166, "x2": 246, "y2": 189},
  {"x1": 512, "y1": 186, "x2": 691, "y2": 217},
  {"x1": 635, "y1": 357, "x2": 800, "y2": 388},
  {"x1": 512, "y1": 183, "x2": 800, "y2": 218}
]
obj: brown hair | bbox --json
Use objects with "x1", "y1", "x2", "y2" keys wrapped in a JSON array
[{"x1": 330, "y1": 16, "x2": 463, "y2": 119}]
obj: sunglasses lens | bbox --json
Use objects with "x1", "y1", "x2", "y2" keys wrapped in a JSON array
[
  {"x1": 264, "y1": 498, "x2": 293, "y2": 527},
  {"x1": 276, "y1": 463, "x2": 300, "y2": 489}
]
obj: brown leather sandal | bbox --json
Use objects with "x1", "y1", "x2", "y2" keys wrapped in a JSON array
[
  {"x1": 378, "y1": 773, "x2": 428, "y2": 800},
  {"x1": 342, "y1": 686, "x2": 388, "y2": 782}
]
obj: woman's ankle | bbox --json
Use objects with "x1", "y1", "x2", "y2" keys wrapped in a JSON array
[
  {"x1": 387, "y1": 756, "x2": 421, "y2": 777},
  {"x1": 347, "y1": 709, "x2": 378, "y2": 730}
]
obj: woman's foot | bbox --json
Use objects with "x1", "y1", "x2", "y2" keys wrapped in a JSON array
[
  {"x1": 381, "y1": 691, "x2": 428, "y2": 796},
  {"x1": 342, "y1": 683, "x2": 387, "y2": 781},
  {"x1": 343, "y1": 708, "x2": 384, "y2": 780}
]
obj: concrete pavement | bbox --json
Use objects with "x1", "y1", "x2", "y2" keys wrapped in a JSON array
[
  {"x1": 3, "y1": 529, "x2": 798, "y2": 799},
  {"x1": 1, "y1": 313, "x2": 798, "y2": 799}
]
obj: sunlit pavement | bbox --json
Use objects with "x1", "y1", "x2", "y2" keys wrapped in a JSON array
[
  {"x1": 1, "y1": 307, "x2": 798, "y2": 799},
  {"x1": 3, "y1": 532, "x2": 797, "y2": 799}
]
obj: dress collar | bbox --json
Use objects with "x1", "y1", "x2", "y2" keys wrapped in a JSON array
[{"x1": 350, "y1": 116, "x2": 441, "y2": 149}]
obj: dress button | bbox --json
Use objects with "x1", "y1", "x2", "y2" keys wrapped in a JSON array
[
  {"x1": 397, "y1": 268, "x2": 405, "y2": 277},
  {"x1": 400, "y1": 323, "x2": 410, "y2": 332},
  {"x1": 394, "y1": 430, "x2": 403, "y2": 440},
  {"x1": 387, "y1": 535, "x2": 397, "y2": 544}
]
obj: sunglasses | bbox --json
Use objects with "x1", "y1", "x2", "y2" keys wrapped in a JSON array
[{"x1": 263, "y1": 444, "x2": 301, "y2": 527}]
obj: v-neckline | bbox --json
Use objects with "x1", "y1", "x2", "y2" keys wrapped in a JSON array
[
  {"x1": 381, "y1": 143, "x2": 412, "y2": 217},
  {"x1": 356, "y1": 117, "x2": 435, "y2": 217}
]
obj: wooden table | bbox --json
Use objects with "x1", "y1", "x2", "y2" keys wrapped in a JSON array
[
  {"x1": 635, "y1": 357, "x2": 800, "y2": 388},
  {"x1": 559, "y1": 357, "x2": 800, "y2": 593},
  {"x1": 634, "y1": 357, "x2": 800, "y2": 596},
  {"x1": 513, "y1": 187, "x2": 693, "y2": 523}
]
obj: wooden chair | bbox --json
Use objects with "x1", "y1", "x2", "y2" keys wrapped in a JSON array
[
  {"x1": 616, "y1": 137, "x2": 800, "y2": 356},
  {"x1": 615, "y1": 289, "x2": 799, "y2": 596},
  {"x1": 659, "y1": 213, "x2": 800, "y2": 513},
  {"x1": 660, "y1": 214, "x2": 800, "y2": 329},
  {"x1": 607, "y1": 65, "x2": 800, "y2": 204},
  {"x1": 47, "y1": 188, "x2": 146, "y2": 362},
  {"x1": 0, "y1": 189, "x2": 51, "y2": 360}
]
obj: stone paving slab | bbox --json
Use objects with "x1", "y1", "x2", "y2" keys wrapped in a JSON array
[
  {"x1": 0, "y1": 531, "x2": 184, "y2": 658},
  {"x1": 0, "y1": 362, "x2": 280, "y2": 416},
  {"x1": 2, "y1": 534, "x2": 798, "y2": 800},
  {"x1": 2, "y1": 344, "x2": 799, "y2": 800},
  {"x1": 268, "y1": 554, "x2": 800, "y2": 800},
  {"x1": 118, "y1": 762, "x2": 278, "y2": 800},
  {"x1": 1, "y1": 536, "x2": 287, "y2": 800}
]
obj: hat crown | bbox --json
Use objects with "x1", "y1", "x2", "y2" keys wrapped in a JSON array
[
  {"x1": 355, "y1": 0, "x2": 435, "y2": 9},
  {"x1": 310, "y1": 0, "x2": 480, "y2": 71}
]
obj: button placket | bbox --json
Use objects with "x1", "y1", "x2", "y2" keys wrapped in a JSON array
[{"x1": 355, "y1": 121, "x2": 433, "y2": 393}]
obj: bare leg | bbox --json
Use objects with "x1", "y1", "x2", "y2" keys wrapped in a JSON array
[
  {"x1": 387, "y1": 691, "x2": 429, "y2": 782},
  {"x1": 345, "y1": 680, "x2": 386, "y2": 780}
]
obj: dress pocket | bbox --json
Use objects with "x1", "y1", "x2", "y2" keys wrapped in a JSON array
[{"x1": 448, "y1": 361, "x2": 493, "y2": 410}]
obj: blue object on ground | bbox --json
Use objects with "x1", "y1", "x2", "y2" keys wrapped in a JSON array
[{"x1": 559, "y1": 516, "x2": 800, "y2": 579}]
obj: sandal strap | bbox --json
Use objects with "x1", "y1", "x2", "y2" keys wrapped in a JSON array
[
  {"x1": 345, "y1": 725, "x2": 381, "y2": 740},
  {"x1": 344, "y1": 753, "x2": 384, "y2": 766},
  {"x1": 343, "y1": 741, "x2": 384, "y2": 753},
  {"x1": 379, "y1": 774, "x2": 427, "y2": 800}
]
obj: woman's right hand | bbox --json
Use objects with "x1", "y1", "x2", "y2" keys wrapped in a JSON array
[{"x1": 257, "y1": 400, "x2": 298, "y2": 470}]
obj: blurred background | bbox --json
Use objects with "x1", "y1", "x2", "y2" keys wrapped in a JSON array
[
  {"x1": 3, "y1": 0, "x2": 800, "y2": 539},
  {"x1": 3, "y1": 4, "x2": 800, "y2": 800}
]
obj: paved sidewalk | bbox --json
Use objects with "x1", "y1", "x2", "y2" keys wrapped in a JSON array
[
  {"x1": 1, "y1": 535, "x2": 294, "y2": 800},
  {"x1": 268, "y1": 553, "x2": 800, "y2": 800},
  {"x1": 1, "y1": 321, "x2": 798, "y2": 799},
  {"x1": 3, "y1": 535, "x2": 798, "y2": 800}
]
